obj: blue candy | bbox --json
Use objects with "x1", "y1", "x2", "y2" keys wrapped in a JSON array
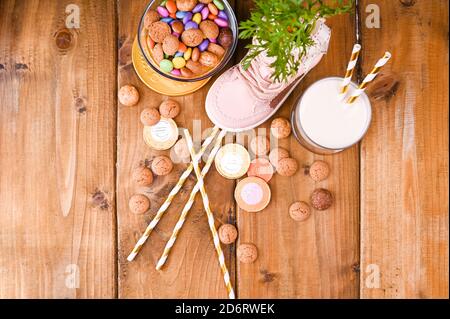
[
  {"x1": 198, "y1": 39, "x2": 210, "y2": 52},
  {"x1": 161, "y1": 17, "x2": 174, "y2": 23},
  {"x1": 185, "y1": 21, "x2": 198, "y2": 30},
  {"x1": 218, "y1": 10, "x2": 228, "y2": 21},
  {"x1": 183, "y1": 12, "x2": 193, "y2": 24},
  {"x1": 176, "y1": 11, "x2": 187, "y2": 19},
  {"x1": 192, "y1": 3, "x2": 205, "y2": 13}
]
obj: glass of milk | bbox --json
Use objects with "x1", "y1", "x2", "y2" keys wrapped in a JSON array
[{"x1": 291, "y1": 77, "x2": 372, "y2": 155}]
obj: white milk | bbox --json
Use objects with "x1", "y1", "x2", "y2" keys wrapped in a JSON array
[{"x1": 296, "y1": 77, "x2": 371, "y2": 150}]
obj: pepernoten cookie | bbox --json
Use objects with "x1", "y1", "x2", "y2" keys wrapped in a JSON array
[
  {"x1": 162, "y1": 35, "x2": 180, "y2": 56},
  {"x1": 144, "y1": 10, "x2": 160, "y2": 29},
  {"x1": 289, "y1": 201, "x2": 311, "y2": 222},
  {"x1": 176, "y1": 0, "x2": 197, "y2": 11},
  {"x1": 237, "y1": 243, "x2": 258, "y2": 264},
  {"x1": 151, "y1": 155, "x2": 173, "y2": 176},
  {"x1": 218, "y1": 224, "x2": 238, "y2": 245},
  {"x1": 309, "y1": 160, "x2": 330, "y2": 182},
  {"x1": 149, "y1": 21, "x2": 171, "y2": 43},
  {"x1": 159, "y1": 99, "x2": 181, "y2": 119},
  {"x1": 118, "y1": 85, "x2": 140, "y2": 107},
  {"x1": 269, "y1": 147, "x2": 289, "y2": 169},
  {"x1": 199, "y1": 51, "x2": 219, "y2": 67},
  {"x1": 181, "y1": 29, "x2": 204, "y2": 47},
  {"x1": 129, "y1": 194, "x2": 150, "y2": 214},
  {"x1": 199, "y1": 20, "x2": 219, "y2": 39},
  {"x1": 277, "y1": 157, "x2": 298, "y2": 177},
  {"x1": 140, "y1": 108, "x2": 160, "y2": 126},
  {"x1": 132, "y1": 166, "x2": 154, "y2": 187}
]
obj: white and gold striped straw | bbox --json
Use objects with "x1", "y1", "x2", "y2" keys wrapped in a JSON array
[
  {"x1": 127, "y1": 126, "x2": 220, "y2": 262},
  {"x1": 185, "y1": 129, "x2": 235, "y2": 299},
  {"x1": 155, "y1": 129, "x2": 227, "y2": 270},
  {"x1": 339, "y1": 44, "x2": 361, "y2": 99},
  {"x1": 157, "y1": 129, "x2": 235, "y2": 299},
  {"x1": 347, "y1": 52, "x2": 392, "y2": 104}
]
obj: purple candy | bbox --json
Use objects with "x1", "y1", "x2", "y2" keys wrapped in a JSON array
[
  {"x1": 192, "y1": 3, "x2": 205, "y2": 13},
  {"x1": 214, "y1": 18, "x2": 228, "y2": 27},
  {"x1": 157, "y1": 6, "x2": 169, "y2": 18},
  {"x1": 183, "y1": 12, "x2": 193, "y2": 24},
  {"x1": 201, "y1": 7, "x2": 209, "y2": 20},
  {"x1": 210, "y1": 38, "x2": 217, "y2": 43},
  {"x1": 185, "y1": 21, "x2": 198, "y2": 30},
  {"x1": 198, "y1": 39, "x2": 209, "y2": 52},
  {"x1": 171, "y1": 69, "x2": 181, "y2": 76},
  {"x1": 218, "y1": 11, "x2": 228, "y2": 20}
]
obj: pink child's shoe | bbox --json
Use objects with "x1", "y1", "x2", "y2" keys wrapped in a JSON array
[{"x1": 205, "y1": 19, "x2": 331, "y2": 132}]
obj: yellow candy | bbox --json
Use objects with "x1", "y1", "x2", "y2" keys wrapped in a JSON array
[
  {"x1": 172, "y1": 56, "x2": 186, "y2": 69},
  {"x1": 184, "y1": 48, "x2": 192, "y2": 60},
  {"x1": 192, "y1": 13, "x2": 202, "y2": 25}
]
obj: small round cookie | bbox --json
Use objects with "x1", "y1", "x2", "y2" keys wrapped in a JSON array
[
  {"x1": 149, "y1": 21, "x2": 171, "y2": 43},
  {"x1": 207, "y1": 43, "x2": 225, "y2": 57},
  {"x1": 151, "y1": 43, "x2": 164, "y2": 64},
  {"x1": 218, "y1": 224, "x2": 238, "y2": 245},
  {"x1": 181, "y1": 29, "x2": 204, "y2": 47},
  {"x1": 118, "y1": 85, "x2": 139, "y2": 107},
  {"x1": 144, "y1": 10, "x2": 160, "y2": 29},
  {"x1": 151, "y1": 156, "x2": 173, "y2": 176},
  {"x1": 162, "y1": 35, "x2": 180, "y2": 56},
  {"x1": 218, "y1": 28, "x2": 233, "y2": 48},
  {"x1": 310, "y1": 188, "x2": 333, "y2": 210},
  {"x1": 186, "y1": 60, "x2": 203, "y2": 75},
  {"x1": 309, "y1": 160, "x2": 330, "y2": 182},
  {"x1": 176, "y1": 0, "x2": 197, "y2": 11},
  {"x1": 250, "y1": 136, "x2": 270, "y2": 156},
  {"x1": 159, "y1": 99, "x2": 181, "y2": 119},
  {"x1": 269, "y1": 147, "x2": 289, "y2": 169},
  {"x1": 199, "y1": 20, "x2": 219, "y2": 40},
  {"x1": 289, "y1": 201, "x2": 311, "y2": 222},
  {"x1": 277, "y1": 157, "x2": 298, "y2": 177},
  {"x1": 237, "y1": 243, "x2": 258, "y2": 264},
  {"x1": 132, "y1": 166, "x2": 154, "y2": 187},
  {"x1": 199, "y1": 51, "x2": 219, "y2": 67},
  {"x1": 129, "y1": 194, "x2": 150, "y2": 214},
  {"x1": 140, "y1": 108, "x2": 160, "y2": 126},
  {"x1": 173, "y1": 138, "x2": 190, "y2": 161},
  {"x1": 270, "y1": 117, "x2": 291, "y2": 139}
]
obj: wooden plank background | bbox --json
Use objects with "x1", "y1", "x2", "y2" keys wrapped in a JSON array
[
  {"x1": 0, "y1": 0, "x2": 117, "y2": 298},
  {"x1": 360, "y1": 0, "x2": 449, "y2": 298},
  {"x1": 0, "y1": 0, "x2": 448, "y2": 299}
]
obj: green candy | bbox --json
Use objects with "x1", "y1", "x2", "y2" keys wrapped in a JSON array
[
  {"x1": 213, "y1": 0, "x2": 224, "y2": 10},
  {"x1": 160, "y1": 59, "x2": 174, "y2": 73}
]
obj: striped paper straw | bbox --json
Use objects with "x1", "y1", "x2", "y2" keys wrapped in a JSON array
[
  {"x1": 155, "y1": 129, "x2": 227, "y2": 270},
  {"x1": 339, "y1": 44, "x2": 361, "y2": 99},
  {"x1": 347, "y1": 52, "x2": 392, "y2": 104},
  {"x1": 127, "y1": 126, "x2": 220, "y2": 262},
  {"x1": 185, "y1": 129, "x2": 235, "y2": 299}
]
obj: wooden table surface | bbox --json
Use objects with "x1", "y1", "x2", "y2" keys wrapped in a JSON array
[{"x1": 0, "y1": 0, "x2": 448, "y2": 299}]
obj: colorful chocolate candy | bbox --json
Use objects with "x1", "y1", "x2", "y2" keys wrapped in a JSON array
[{"x1": 143, "y1": 0, "x2": 233, "y2": 78}]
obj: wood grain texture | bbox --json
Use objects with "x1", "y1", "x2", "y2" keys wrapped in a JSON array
[
  {"x1": 360, "y1": 0, "x2": 449, "y2": 298},
  {"x1": 0, "y1": 0, "x2": 117, "y2": 298},
  {"x1": 236, "y1": 1, "x2": 360, "y2": 298},
  {"x1": 117, "y1": 0, "x2": 237, "y2": 299}
]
